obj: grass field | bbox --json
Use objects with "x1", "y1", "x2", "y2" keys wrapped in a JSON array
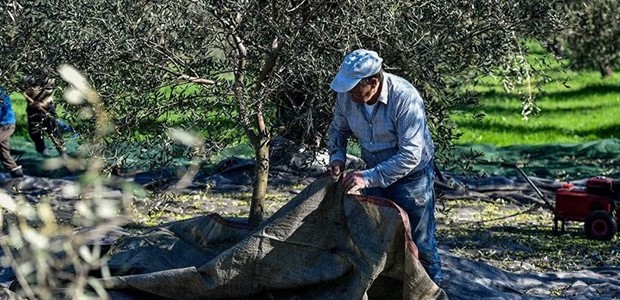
[
  {"x1": 7, "y1": 92, "x2": 29, "y2": 137},
  {"x1": 453, "y1": 44, "x2": 620, "y2": 146}
]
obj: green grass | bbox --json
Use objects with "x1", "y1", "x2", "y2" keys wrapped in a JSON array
[
  {"x1": 8, "y1": 92, "x2": 29, "y2": 137},
  {"x1": 453, "y1": 42, "x2": 620, "y2": 146}
]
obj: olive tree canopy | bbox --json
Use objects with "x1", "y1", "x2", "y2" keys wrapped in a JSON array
[
  {"x1": 541, "y1": 0, "x2": 620, "y2": 77},
  {"x1": 567, "y1": 0, "x2": 620, "y2": 77},
  {"x1": 0, "y1": 0, "x2": 563, "y2": 224}
]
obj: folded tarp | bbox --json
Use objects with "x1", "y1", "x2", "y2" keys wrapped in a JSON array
[{"x1": 102, "y1": 175, "x2": 447, "y2": 299}]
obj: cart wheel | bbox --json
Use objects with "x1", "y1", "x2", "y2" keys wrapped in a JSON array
[{"x1": 584, "y1": 210, "x2": 617, "y2": 241}]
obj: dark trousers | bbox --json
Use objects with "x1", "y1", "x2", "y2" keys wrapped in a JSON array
[
  {"x1": 364, "y1": 162, "x2": 443, "y2": 283},
  {"x1": 27, "y1": 113, "x2": 65, "y2": 155},
  {"x1": 0, "y1": 124, "x2": 19, "y2": 170}
]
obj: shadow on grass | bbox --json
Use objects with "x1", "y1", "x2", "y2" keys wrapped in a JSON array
[
  {"x1": 475, "y1": 84, "x2": 620, "y2": 102},
  {"x1": 477, "y1": 101, "x2": 612, "y2": 116},
  {"x1": 457, "y1": 119, "x2": 620, "y2": 140},
  {"x1": 541, "y1": 84, "x2": 620, "y2": 100},
  {"x1": 472, "y1": 68, "x2": 611, "y2": 86},
  {"x1": 459, "y1": 84, "x2": 620, "y2": 118}
]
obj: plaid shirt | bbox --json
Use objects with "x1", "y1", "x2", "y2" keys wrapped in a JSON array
[{"x1": 327, "y1": 73, "x2": 435, "y2": 188}]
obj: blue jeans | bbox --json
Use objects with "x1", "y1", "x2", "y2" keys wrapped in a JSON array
[{"x1": 364, "y1": 162, "x2": 443, "y2": 283}]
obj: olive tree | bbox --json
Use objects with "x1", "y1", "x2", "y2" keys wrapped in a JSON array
[
  {"x1": 542, "y1": 0, "x2": 620, "y2": 77},
  {"x1": 566, "y1": 0, "x2": 620, "y2": 77},
  {"x1": 0, "y1": 0, "x2": 562, "y2": 225}
]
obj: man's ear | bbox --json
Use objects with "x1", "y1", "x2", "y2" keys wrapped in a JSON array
[{"x1": 371, "y1": 77, "x2": 380, "y2": 88}]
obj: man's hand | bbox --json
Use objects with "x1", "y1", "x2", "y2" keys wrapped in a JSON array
[
  {"x1": 342, "y1": 171, "x2": 366, "y2": 194},
  {"x1": 326, "y1": 160, "x2": 345, "y2": 176}
]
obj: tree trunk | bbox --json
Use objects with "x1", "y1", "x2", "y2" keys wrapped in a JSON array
[
  {"x1": 548, "y1": 36, "x2": 565, "y2": 58},
  {"x1": 248, "y1": 139, "x2": 270, "y2": 226},
  {"x1": 600, "y1": 62, "x2": 613, "y2": 77}
]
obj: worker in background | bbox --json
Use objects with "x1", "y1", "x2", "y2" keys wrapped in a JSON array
[
  {"x1": 22, "y1": 75, "x2": 67, "y2": 159},
  {"x1": 0, "y1": 86, "x2": 24, "y2": 178}
]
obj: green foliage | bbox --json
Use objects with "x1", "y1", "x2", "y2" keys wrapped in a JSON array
[
  {"x1": 0, "y1": 0, "x2": 570, "y2": 223},
  {"x1": 0, "y1": 0, "x2": 565, "y2": 172},
  {"x1": 538, "y1": 0, "x2": 620, "y2": 76},
  {"x1": 0, "y1": 67, "x2": 135, "y2": 299},
  {"x1": 563, "y1": 0, "x2": 620, "y2": 75},
  {"x1": 7, "y1": 92, "x2": 29, "y2": 137}
]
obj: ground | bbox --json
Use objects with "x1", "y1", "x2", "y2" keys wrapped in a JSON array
[
  {"x1": 6, "y1": 173, "x2": 620, "y2": 299},
  {"x1": 126, "y1": 185, "x2": 620, "y2": 275}
]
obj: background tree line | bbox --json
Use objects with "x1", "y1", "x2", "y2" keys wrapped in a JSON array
[{"x1": 0, "y1": 0, "x2": 615, "y2": 224}]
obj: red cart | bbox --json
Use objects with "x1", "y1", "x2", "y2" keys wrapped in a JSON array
[{"x1": 505, "y1": 163, "x2": 620, "y2": 241}]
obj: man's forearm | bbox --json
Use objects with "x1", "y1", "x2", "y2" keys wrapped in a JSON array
[{"x1": 361, "y1": 146, "x2": 424, "y2": 188}]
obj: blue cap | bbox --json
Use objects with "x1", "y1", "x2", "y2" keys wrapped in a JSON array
[{"x1": 330, "y1": 49, "x2": 383, "y2": 93}]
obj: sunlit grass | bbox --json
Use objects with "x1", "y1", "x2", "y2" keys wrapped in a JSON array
[
  {"x1": 452, "y1": 40, "x2": 620, "y2": 146},
  {"x1": 454, "y1": 70, "x2": 620, "y2": 146},
  {"x1": 8, "y1": 92, "x2": 29, "y2": 137}
]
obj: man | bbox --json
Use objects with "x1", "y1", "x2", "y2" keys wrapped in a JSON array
[
  {"x1": 0, "y1": 86, "x2": 24, "y2": 178},
  {"x1": 326, "y1": 49, "x2": 442, "y2": 284},
  {"x1": 22, "y1": 76, "x2": 67, "y2": 158}
]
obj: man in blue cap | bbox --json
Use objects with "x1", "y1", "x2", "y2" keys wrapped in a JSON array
[{"x1": 326, "y1": 49, "x2": 442, "y2": 284}]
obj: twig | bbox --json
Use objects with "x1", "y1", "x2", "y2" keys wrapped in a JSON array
[{"x1": 0, "y1": 238, "x2": 37, "y2": 299}]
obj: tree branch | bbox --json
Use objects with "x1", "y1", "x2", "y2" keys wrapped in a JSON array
[{"x1": 177, "y1": 75, "x2": 215, "y2": 85}]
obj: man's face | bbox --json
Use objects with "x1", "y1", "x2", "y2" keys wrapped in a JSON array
[{"x1": 348, "y1": 78, "x2": 379, "y2": 104}]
